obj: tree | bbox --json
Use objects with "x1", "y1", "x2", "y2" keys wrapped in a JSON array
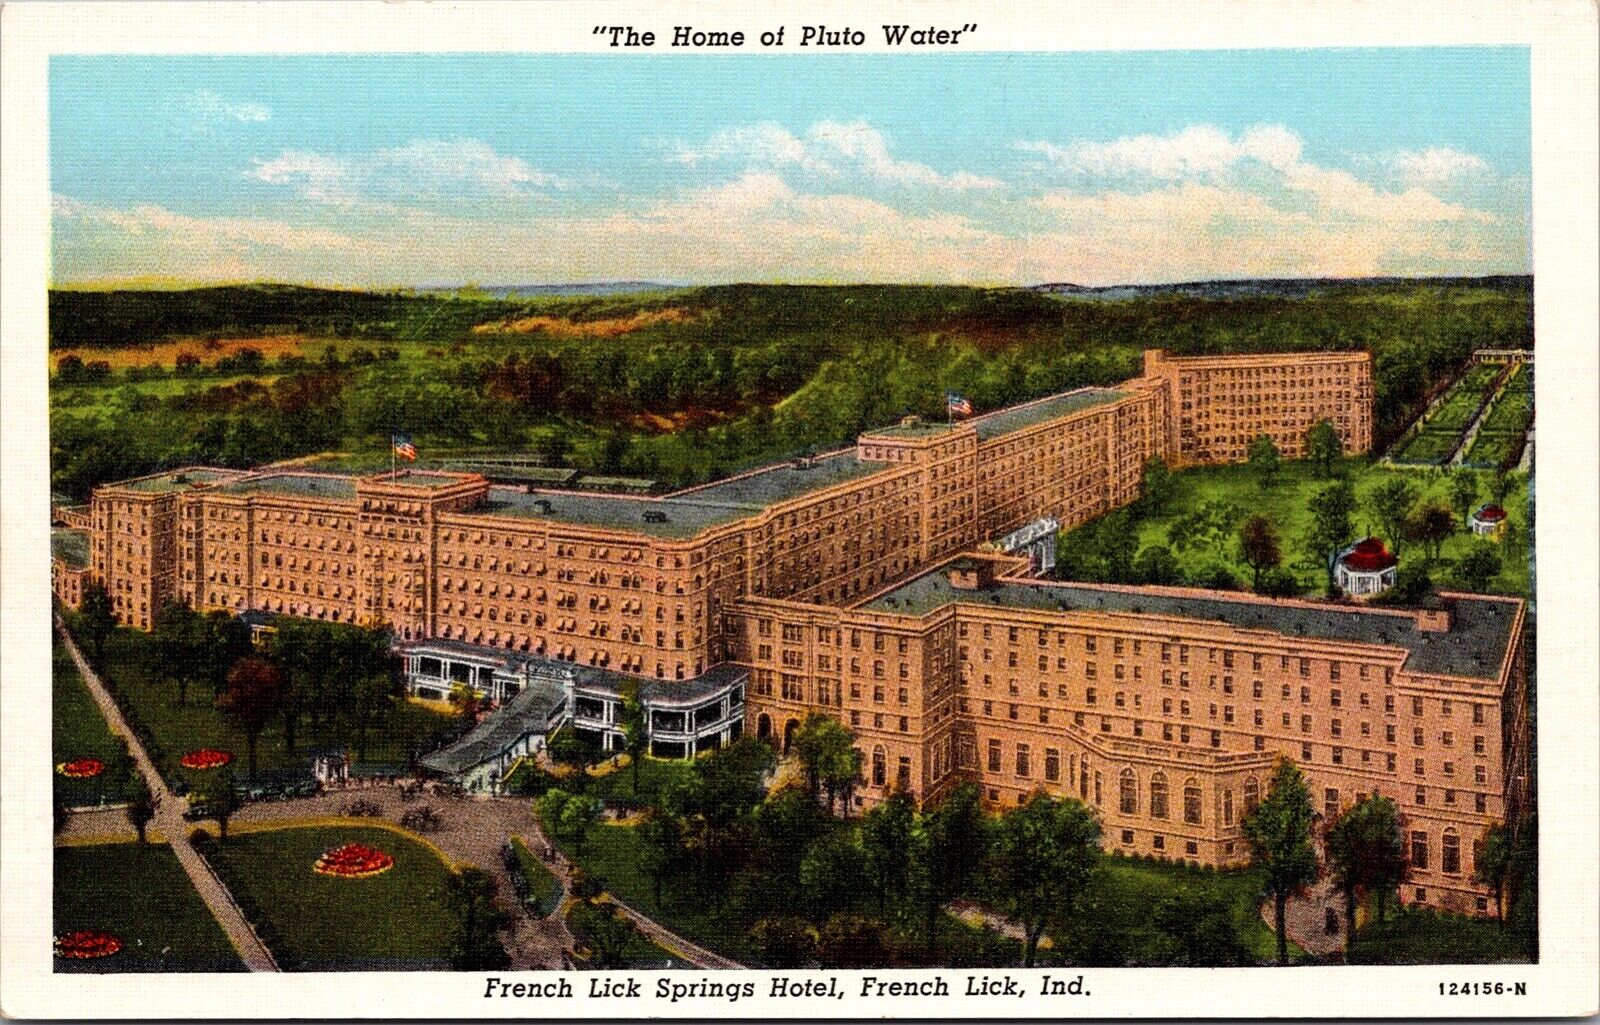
[
  {"x1": 1302, "y1": 480, "x2": 1357, "y2": 584},
  {"x1": 348, "y1": 672, "x2": 394, "y2": 763},
  {"x1": 1304, "y1": 418, "x2": 1342, "y2": 478},
  {"x1": 124, "y1": 774, "x2": 160, "y2": 844},
  {"x1": 192, "y1": 768, "x2": 240, "y2": 839},
  {"x1": 1248, "y1": 435, "x2": 1282, "y2": 490},
  {"x1": 860, "y1": 791, "x2": 916, "y2": 918},
  {"x1": 908, "y1": 782, "x2": 987, "y2": 955},
  {"x1": 200, "y1": 611, "x2": 252, "y2": 701},
  {"x1": 1488, "y1": 467, "x2": 1515, "y2": 507},
  {"x1": 799, "y1": 832, "x2": 870, "y2": 923},
  {"x1": 152, "y1": 598, "x2": 202, "y2": 707},
  {"x1": 1242, "y1": 759, "x2": 1317, "y2": 965},
  {"x1": 573, "y1": 901, "x2": 640, "y2": 967},
  {"x1": 748, "y1": 916, "x2": 817, "y2": 968},
  {"x1": 77, "y1": 582, "x2": 116, "y2": 663},
  {"x1": 815, "y1": 913, "x2": 891, "y2": 968},
  {"x1": 1449, "y1": 470, "x2": 1481, "y2": 527},
  {"x1": 1473, "y1": 823, "x2": 1514, "y2": 924},
  {"x1": 442, "y1": 867, "x2": 511, "y2": 970},
  {"x1": 1403, "y1": 503, "x2": 1457, "y2": 563},
  {"x1": 1367, "y1": 477, "x2": 1420, "y2": 556},
  {"x1": 546, "y1": 728, "x2": 597, "y2": 769},
  {"x1": 637, "y1": 807, "x2": 687, "y2": 910},
  {"x1": 218, "y1": 656, "x2": 285, "y2": 780},
  {"x1": 792, "y1": 713, "x2": 832, "y2": 802},
  {"x1": 1455, "y1": 543, "x2": 1503, "y2": 593},
  {"x1": 985, "y1": 794, "x2": 1101, "y2": 967},
  {"x1": 1152, "y1": 885, "x2": 1250, "y2": 966},
  {"x1": 1139, "y1": 455, "x2": 1176, "y2": 514},
  {"x1": 1135, "y1": 546, "x2": 1181, "y2": 585},
  {"x1": 540, "y1": 788, "x2": 601, "y2": 857},
  {"x1": 619, "y1": 681, "x2": 649, "y2": 792},
  {"x1": 1325, "y1": 796, "x2": 1406, "y2": 941},
  {"x1": 1237, "y1": 515, "x2": 1282, "y2": 591},
  {"x1": 1167, "y1": 501, "x2": 1242, "y2": 564}
]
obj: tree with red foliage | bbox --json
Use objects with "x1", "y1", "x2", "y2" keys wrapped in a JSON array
[{"x1": 218, "y1": 656, "x2": 285, "y2": 780}]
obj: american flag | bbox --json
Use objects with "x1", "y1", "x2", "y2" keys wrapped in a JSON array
[
  {"x1": 947, "y1": 392, "x2": 973, "y2": 418},
  {"x1": 391, "y1": 433, "x2": 417, "y2": 462}
]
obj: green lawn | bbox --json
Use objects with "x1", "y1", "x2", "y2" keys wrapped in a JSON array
[
  {"x1": 509, "y1": 836, "x2": 564, "y2": 916},
  {"x1": 1046, "y1": 854, "x2": 1302, "y2": 966},
  {"x1": 1346, "y1": 904, "x2": 1531, "y2": 965},
  {"x1": 1395, "y1": 429, "x2": 1467, "y2": 465},
  {"x1": 54, "y1": 842, "x2": 244, "y2": 973},
  {"x1": 566, "y1": 901, "x2": 688, "y2": 968},
  {"x1": 203, "y1": 825, "x2": 461, "y2": 970},
  {"x1": 584, "y1": 756, "x2": 697, "y2": 805},
  {"x1": 91, "y1": 628, "x2": 454, "y2": 786},
  {"x1": 53, "y1": 641, "x2": 129, "y2": 808},
  {"x1": 1063, "y1": 457, "x2": 1532, "y2": 600}
]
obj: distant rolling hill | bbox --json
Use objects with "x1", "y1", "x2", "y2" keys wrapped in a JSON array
[{"x1": 1036, "y1": 274, "x2": 1533, "y2": 302}]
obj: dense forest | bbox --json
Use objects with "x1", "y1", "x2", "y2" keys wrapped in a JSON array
[{"x1": 49, "y1": 278, "x2": 1533, "y2": 500}]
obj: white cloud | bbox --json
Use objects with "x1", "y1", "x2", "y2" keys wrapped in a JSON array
[
  {"x1": 188, "y1": 90, "x2": 271, "y2": 124},
  {"x1": 668, "y1": 120, "x2": 1002, "y2": 192},
  {"x1": 1389, "y1": 146, "x2": 1491, "y2": 186},
  {"x1": 247, "y1": 139, "x2": 561, "y2": 206},
  {"x1": 54, "y1": 194, "x2": 358, "y2": 254}
]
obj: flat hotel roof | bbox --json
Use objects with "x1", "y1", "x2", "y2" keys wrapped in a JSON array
[
  {"x1": 671, "y1": 451, "x2": 888, "y2": 510},
  {"x1": 970, "y1": 388, "x2": 1126, "y2": 441},
  {"x1": 115, "y1": 468, "x2": 240, "y2": 493},
  {"x1": 474, "y1": 487, "x2": 749, "y2": 539},
  {"x1": 863, "y1": 569, "x2": 1518, "y2": 680},
  {"x1": 214, "y1": 474, "x2": 359, "y2": 499},
  {"x1": 52, "y1": 528, "x2": 90, "y2": 569}
]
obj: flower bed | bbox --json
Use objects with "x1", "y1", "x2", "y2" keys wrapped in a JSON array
[
  {"x1": 54, "y1": 929, "x2": 122, "y2": 959},
  {"x1": 56, "y1": 757, "x2": 105, "y2": 779},
  {"x1": 313, "y1": 842, "x2": 395, "y2": 878},
  {"x1": 179, "y1": 748, "x2": 234, "y2": 770}
]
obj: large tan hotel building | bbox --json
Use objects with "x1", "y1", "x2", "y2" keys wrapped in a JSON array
[{"x1": 53, "y1": 347, "x2": 1529, "y2": 915}]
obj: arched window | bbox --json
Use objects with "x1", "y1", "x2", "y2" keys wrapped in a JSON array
[
  {"x1": 1150, "y1": 773, "x2": 1169, "y2": 819},
  {"x1": 1244, "y1": 776, "x2": 1261, "y2": 816},
  {"x1": 1119, "y1": 769, "x2": 1139, "y2": 815},
  {"x1": 1442, "y1": 829, "x2": 1461, "y2": 875},
  {"x1": 1223, "y1": 788, "x2": 1235, "y2": 826},
  {"x1": 872, "y1": 746, "x2": 887, "y2": 787},
  {"x1": 1079, "y1": 755, "x2": 1090, "y2": 801},
  {"x1": 1184, "y1": 779, "x2": 1203, "y2": 825}
]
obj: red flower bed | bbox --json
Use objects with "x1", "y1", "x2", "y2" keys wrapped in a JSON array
[
  {"x1": 314, "y1": 842, "x2": 395, "y2": 878},
  {"x1": 56, "y1": 758, "x2": 104, "y2": 779},
  {"x1": 55, "y1": 930, "x2": 122, "y2": 959},
  {"x1": 179, "y1": 748, "x2": 234, "y2": 770}
]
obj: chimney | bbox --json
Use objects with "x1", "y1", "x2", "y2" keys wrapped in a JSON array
[
  {"x1": 1415, "y1": 607, "x2": 1452, "y2": 633},
  {"x1": 948, "y1": 559, "x2": 995, "y2": 591}
]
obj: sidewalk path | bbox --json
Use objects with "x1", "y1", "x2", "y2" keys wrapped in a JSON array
[
  {"x1": 1261, "y1": 871, "x2": 1350, "y2": 961},
  {"x1": 56, "y1": 620, "x2": 280, "y2": 972}
]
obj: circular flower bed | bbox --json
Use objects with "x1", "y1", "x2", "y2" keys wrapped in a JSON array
[
  {"x1": 56, "y1": 758, "x2": 104, "y2": 779},
  {"x1": 54, "y1": 930, "x2": 122, "y2": 959},
  {"x1": 179, "y1": 748, "x2": 234, "y2": 770},
  {"x1": 314, "y1": 842, "x2": 395, "y2": 878}
]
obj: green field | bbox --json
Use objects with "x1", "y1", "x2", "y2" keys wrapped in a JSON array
[
  {"x1": 584, "y1": 757, "x2": 697, "y2": 805},
  {"x1": 90, "y1": 628, "x2": 454, "y2": 787},
  {"x1": 52, "y1": 641, "x2": 128, "y2": 808},
  {"x1": 1060, "y1": 457, "x2": 1531, "y2": 599},
  {"x1": 1346, "y1": 905, "x2": 1530, "y2": 964},
  {"x1": 54, "y1": 842, "x2": 244, "y2": 973},
  {"x1": 202, "y1": 825, "x2": 462, "y2": 970},
  {"x1": 509, "y1": 837, "x2": 564, "y2": 917}
]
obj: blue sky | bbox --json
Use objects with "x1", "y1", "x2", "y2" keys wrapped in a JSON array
[{"x1": 50, "y1": 48, "x2": 1531, "y2": 286}]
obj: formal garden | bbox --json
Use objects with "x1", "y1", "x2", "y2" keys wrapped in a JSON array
[
  {"x1": 1463, "y1": 364, "x2": 1533, "y2": 470},
  {"x1": 54, "y1": 841, "x2": 243, "y2": 972},
  {"x1": 192, "y1": 824, "x2": 472, "y2": 970},
  {"x1": 1390, "y1": 362, "x2": 1512, "y2": 467}
]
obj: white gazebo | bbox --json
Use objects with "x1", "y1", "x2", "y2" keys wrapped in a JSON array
[
  {"x1": 1470, "y1": 504, "x2": 1508, "y2": 538},
  {"x1": 1334, "y1": 537, "x2": 1398, "y2": 598}
]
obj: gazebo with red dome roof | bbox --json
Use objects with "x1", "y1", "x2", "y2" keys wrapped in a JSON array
[
  {"x1": 1334, "y1": 536, "x2": 1399, "y2": 597},
  {"x1": 1470, "y1": 503, "x2": 1508, "y2": 538}
]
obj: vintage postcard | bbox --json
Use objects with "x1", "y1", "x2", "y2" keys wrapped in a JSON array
[{"x1": 2, "y1": 0, "x2": 1596, "y2": 1019}]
